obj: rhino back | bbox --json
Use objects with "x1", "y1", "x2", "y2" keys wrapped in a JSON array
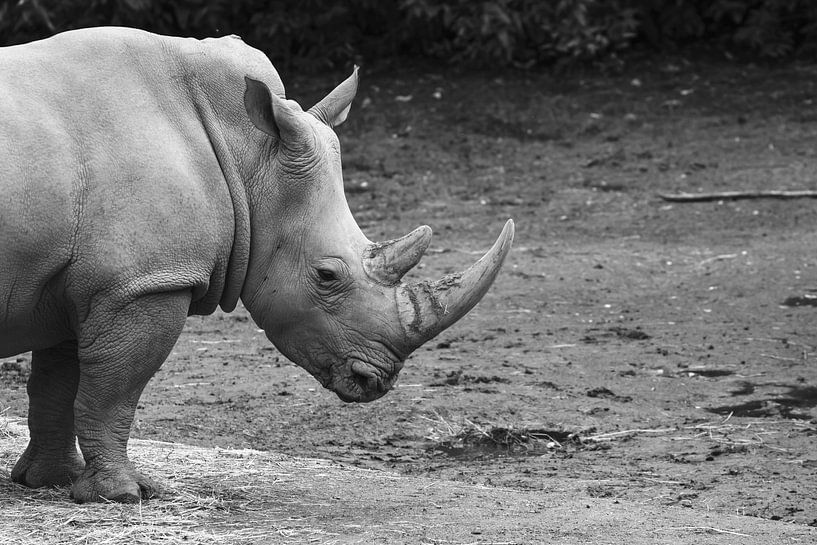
[{"x1": 0, "y1": 27, "x2": 271, "y2": 355}]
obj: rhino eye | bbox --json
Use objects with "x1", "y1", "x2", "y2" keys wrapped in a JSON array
[{"x1": 317, "y1": 268, "x2": 338, "y2": 283}]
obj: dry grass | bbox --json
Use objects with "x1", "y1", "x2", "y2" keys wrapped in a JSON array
[
  {"x1": 583, "y1": 418, "x2": 816, "y2": 450},
  {"x1": 0, "y1": 418, "x2": 370, "y2": 545},
  {"x1": 0, "y1": 415, "x2": 563, "y2": 545},
  {"x1": 419, "y1": 409, "x2": 579, "y2": 453},
  {"x1": 418, "y1": 409, "x2": 816, "y2": 456},
  {"x1": 2, "y1": 416, "x2": 815, "y2": 545}
]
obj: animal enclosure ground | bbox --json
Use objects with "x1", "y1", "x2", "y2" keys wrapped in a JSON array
[
  {"x1": 2, "y1": 57, "x2": 817, "y2": 535},
  {"x1": 1, "y1": 421, "x2": 813, "y2": 545}
]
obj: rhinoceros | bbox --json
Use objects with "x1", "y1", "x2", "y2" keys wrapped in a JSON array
[{"x1": 0, "y1": 27, "x2": 513, "y2": 503}]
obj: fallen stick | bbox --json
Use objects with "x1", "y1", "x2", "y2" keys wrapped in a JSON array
[
  {"x1": 658, "y1": 189, "x2": 817, "y2": 202},
  {"x1": 656, "y1": 526, "x2": 752, "y2": 537},
  {"x1": 584, "y1": 428, "x2": 676, "y2": 442}
]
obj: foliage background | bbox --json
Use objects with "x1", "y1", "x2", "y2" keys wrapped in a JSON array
[{"x1": 1, "y1": 0, "x2": 817, "y2": 70}]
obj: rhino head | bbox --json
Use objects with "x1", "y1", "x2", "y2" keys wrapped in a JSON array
[{"x1": 240, "y1": 68, "x2": 514, "y2": 402}]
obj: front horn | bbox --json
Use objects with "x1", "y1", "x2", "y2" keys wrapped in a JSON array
[{"x1": 396, "y1": 219, "x2": 514, "y2": 349}]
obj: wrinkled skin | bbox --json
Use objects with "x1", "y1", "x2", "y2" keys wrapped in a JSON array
[
  {"x1": 239, "y1": 88, "x2": 411, "y2": 402},
  {"x1": 0, "y1": 27, "x2": 513, "y2": 503}
]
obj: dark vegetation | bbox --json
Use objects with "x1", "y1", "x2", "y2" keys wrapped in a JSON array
[{"x1": 3, "y1": 0, "x2": 817, "y2": 71}]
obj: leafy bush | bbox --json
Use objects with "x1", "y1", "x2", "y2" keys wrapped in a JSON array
[
  {"x1": 0, "y1": 0, "x2": 405, "y2": 70},
  {"x1": 401, "y1": 0, "x2": 639, "y2": 66},
  {"x1": 241, "y1": 0, "x2": 406, "y2": 70},
  {"x1": 638, "y1": 0, "x2": 817, "y2": 58},
  {"x1": 2, "y1": 0, "x2": 817, "y2": 68}
]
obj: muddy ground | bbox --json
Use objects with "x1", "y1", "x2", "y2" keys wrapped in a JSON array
[{"x1": 2, "y1": 57, "x2": 817, "y2": 531}]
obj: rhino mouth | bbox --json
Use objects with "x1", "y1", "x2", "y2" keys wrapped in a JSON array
[{"x1": 330, "y1": 359, "x2": 394, "y2": 403}]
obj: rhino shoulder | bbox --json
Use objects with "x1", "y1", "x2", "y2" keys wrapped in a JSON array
[{"x1": 172, "y1": 32, "x2": 285, "y2": 99}]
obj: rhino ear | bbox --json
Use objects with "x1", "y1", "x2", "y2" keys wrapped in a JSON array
[
  {"x1": 244, "y1": 76, "x2": 309, "y2": 145},
  {"x1": 244, "y1": 76, "x2": 280, "y2": 138},
  {"x1": 308, "y1": 65, "x2": 359, "y2": 128}
]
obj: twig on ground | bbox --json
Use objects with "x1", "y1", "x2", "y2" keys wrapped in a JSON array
[
  {"x1": 659, "y1": 189, "x2": 817, "y2": 202},
  {"x1": 584, "y1": 428, "x2": 676, "y2": 442},
  {"x1": 641, "y1": 477, "x2": 685, "y2": 485},
  {"x1": 463, "y1": 418, "x2": 492, "y2": 440},
  {"x1": 759, "y1": 353, "x2": 800, "y2": 362},
  {"x1": 656, "y1": 526, "x2": 752, "y2": 537},
  {"x1": 696, "y1": 253, "x2": 739, "y2": 267}
]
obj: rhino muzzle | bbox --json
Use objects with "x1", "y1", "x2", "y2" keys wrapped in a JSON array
[{"x1": 329, "y1": 359, "x2": 395, "y2": 403}]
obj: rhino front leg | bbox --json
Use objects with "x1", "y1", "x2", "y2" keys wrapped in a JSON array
[
  {"x1": 11, "y1": 340, "x2": 85, "y2": 488},
  {"x1": 69, "y1": 291, "x2": 190, "y2": 503}
]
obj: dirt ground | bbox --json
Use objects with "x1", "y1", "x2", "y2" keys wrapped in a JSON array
[
  {"x1": 1, "y1": 422, "x2": 814, "y2": 545},
  {"x1": 2, "y1": 57, "x2": 817, "y2": 534}
]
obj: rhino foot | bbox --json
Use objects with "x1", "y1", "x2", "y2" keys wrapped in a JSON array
[
  {"x1": 11, "y1": 443, "x2": 85, "y2": 488},
  {"x1": 70, "y1": 465, "x2": 161, "y2": 504}
]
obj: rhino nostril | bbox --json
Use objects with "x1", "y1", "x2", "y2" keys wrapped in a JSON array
[
  {"x1": 350, "y1": 361, "x2": 384, "y2": 392},
  {"x1": 350, "y1": 370, "x2": 370, "y2": 391}
]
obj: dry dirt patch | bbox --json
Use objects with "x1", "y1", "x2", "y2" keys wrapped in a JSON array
[{"x1": 1, "y1": 420, "x2": 815, "y2": 544}]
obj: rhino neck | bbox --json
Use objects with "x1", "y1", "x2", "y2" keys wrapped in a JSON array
[{"x1": 179, "y1": 39, "x2": 285, "y2": 314}]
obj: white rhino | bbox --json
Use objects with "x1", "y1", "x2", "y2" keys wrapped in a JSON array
[{"x1": 0, "y1": 27, "x2": 513, "y2": 503}]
